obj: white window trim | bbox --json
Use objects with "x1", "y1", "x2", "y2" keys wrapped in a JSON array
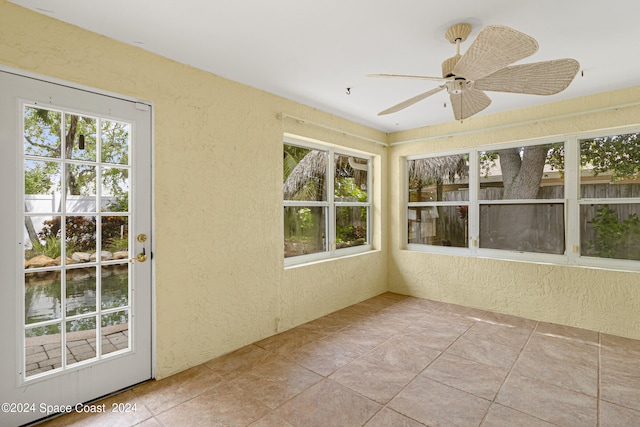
[
  {"x1": 284, "y1": 135, "x2": 373, "y2": 267},
  {"x1": 405, "y1": 126, "x2": 640, "y2": 272}
]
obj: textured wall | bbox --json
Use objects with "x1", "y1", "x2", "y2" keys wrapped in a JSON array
[
  {"x1": 388, "y1": 88, "x2": 640, "y2": 340},
  {"x1": 0, "y1": 1, "x2": 388, "y2": 378}
]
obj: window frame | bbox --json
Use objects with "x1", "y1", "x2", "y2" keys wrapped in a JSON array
[
  {"x1": 475, "y1": 138, "x2": 568, "y2": 263},
  {"x1": 405, "y1": 149, "x2": 474, "y2": 256},
  {"x1": 405, "y1": 126, "x2": 640, "y2": 272},
  {"x1": 572, "y1": 127, "x2": 640, "y2": 271},
  {"x1": 284, "y1": 135, "x2": 373, "y2": 267}
]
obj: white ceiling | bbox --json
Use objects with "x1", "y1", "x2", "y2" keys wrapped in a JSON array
[{"x1": 9, "y1": 0, "x2": 640, "y2": 132}]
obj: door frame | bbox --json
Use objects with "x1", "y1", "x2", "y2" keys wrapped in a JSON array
[{"x1": 0, "y1": 65, "x2": 156, "y2": 424}]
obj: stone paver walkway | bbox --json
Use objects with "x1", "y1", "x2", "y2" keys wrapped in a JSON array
[{"x1": 25, "y1": 323, "x2": 128, "y2": 377}]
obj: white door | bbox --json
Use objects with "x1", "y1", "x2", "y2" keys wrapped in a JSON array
[{"x1": 0, "y1": 70, "x2": 153, "y2": 426}]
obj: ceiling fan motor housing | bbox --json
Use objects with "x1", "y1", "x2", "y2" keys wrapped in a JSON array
[{"x1": 442, "y1": 54, "x2": 461, "y2": 78}]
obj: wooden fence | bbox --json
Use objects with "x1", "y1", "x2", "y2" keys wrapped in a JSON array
[{"x1": 425, "y1": 183, "x2": 640, "y2": 254}]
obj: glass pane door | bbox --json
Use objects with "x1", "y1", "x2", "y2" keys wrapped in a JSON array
[{"x1": 23, "y1": 106, "x2": 133, "y2": 379}]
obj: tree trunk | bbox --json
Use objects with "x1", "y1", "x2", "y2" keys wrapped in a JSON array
[
  {"x1": 65, "y1": 115, "x2": 79, "y2": 194},
  {"x1": 490, "y1": 146, "x2": 548, "y2": 250},
  {"x1": 24, "y1": 202, "x2": 42, "y2": 254}
]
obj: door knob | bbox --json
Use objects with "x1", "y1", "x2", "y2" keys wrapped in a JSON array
[{"x1": 136, "y1": 246, "x2": 147, "y2": 262}]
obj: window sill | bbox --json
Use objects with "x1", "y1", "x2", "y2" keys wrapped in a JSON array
[{"x1": 284, "y1": 246, "x2": 378, "y2": 270}]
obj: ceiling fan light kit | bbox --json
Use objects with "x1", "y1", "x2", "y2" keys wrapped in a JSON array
[{"x1": 370, "y1": 23, "x2": 580, "y2": 122}]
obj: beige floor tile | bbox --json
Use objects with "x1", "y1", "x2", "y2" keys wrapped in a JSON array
[
  {"x1": 376, "y1": 292, "x2": 411, "y2": 302},
  {"x1": 496, "y1": 372, "x2": 597, "y2": 427},
  {"x1": 275, "y1": 379, "x2": 381, "y2": 427},
  {"x1": 601, "y1": 333, "x2": 640, "y2": 356},
  {"x1": 376, "y1": 303, "x2": 430, "y2": 325},
  {"x1": 330, "y1": 356, "x2": 416, "y2": 404},
  {"x1": 355, "y1": 295, "x2": 401, "y2": 312},
  {"x1": 391, "y1": 296, "x2": 444, "y2": 312},
  {"x1": 480, "y1": 311, "x2": 538, "y2": 330},
  {"x1": 411, "y1": 311, "x2": 476, "y2": 332},
  {"x1": 365, "y1": 334, "x2": 441, "y2": 373},
  {"x1": 131, "y1": 418, "x2": 163, "y2": 427},
  {"x1": 132, "y1": 365, "x2": 223, "y2": 414},
  {"x1": 402, "y1": 312, "x2": 473, "y2": 351},
  {"x1": 248, "y1": 412, "x2": 295, "y2": 427},
  {"x1": 34, "y1": 295, "x2": 640, "y2": 427},
  {"x1": 599, "y1": 400, "x2": 640, "y2": 427},
  {"x1": 535, "y1": 321, "x2": 599, "y2": 343},
  {"x1": 465, "y1": 320, "x2": 532, "y2": 349},
  {"x1": 364, "y1": 407, "x2": 424, "y2": 426},
  {"x1": 481, "y1": 403, "x2": 555, "y2": 427},
  {"x1": 423, "y1": 353, "x2": 509, "y2": 400},
  {"x1": 229, "y1": 358, "x2": 322, "y2": 409},
  {"x1": 445, "y1": 333, "x2": 521, "y2": 370},
  {"x1": 326, "y1": 323, "x2": 394, "y2": 353},
  {"x1": 600, "y1": 349, "x2": 640, "y2": 411},
  {"x1": 205, "y1": 344, "x2": 282, "y2": 379},
  {"x1": 513, "y1": 333, "x2": 598, "y2": 396},
  {"x1": 254, "y1": 325, "x2": 326, "y2": 355},
  {"x1": 299, "y1": 313, "x2": 352, "y2": 334},
  {"x1": 437, "y1": 302, "x2": 487, "y2": 321},
  {"x1": 333, "y1": 299, "x2": 388, "y2": 317},
  {"x1": 156, "y1": 383, "x2": 269, "y2": 426},
  {"x1": 389, "y1": 375, "x2": 491, "y2": 427},
  {"x1": 289, "y1": 335, "x2": 364, "y2": 376}
]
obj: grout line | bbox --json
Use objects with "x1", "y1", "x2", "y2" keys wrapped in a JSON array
[{"x1": 477, "y1": 320, "x2": 540, "y2": 426}]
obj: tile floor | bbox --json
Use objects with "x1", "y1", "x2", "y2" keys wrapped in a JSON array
[{"x1": 34, "y1": 292, "x2": 640, "y2": 426}]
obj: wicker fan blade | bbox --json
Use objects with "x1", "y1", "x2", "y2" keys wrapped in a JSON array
[
  {"x1": 473, "y1": 59, "x2": 580, "y2": 95},
  {"x1": 453, "y1": 25, "x2": 538, "y2": 81},
  {"x1": 449, "y1": 89, "x2": 492, "y2": 120},
  {"x1": 367, "y1": 73, "x2": 450, "y2": 82},
  {"x1": 378, "y1": 85, "x2": 446, "y2": 115}
]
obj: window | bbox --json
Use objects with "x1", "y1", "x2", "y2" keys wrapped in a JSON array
[
  {"x1": 479, "y1": 142, "x2": 565, "y2": 255},
  {"x1": 284, "y1": 137, "x2": 371, "y2": 265},
  {"x1": 578, "y1": 132, "x2": 640, "y2": 263},
  {"x1": 407, "y1": 154, "x2": 470, "y2": 249},
  {"x1": 406, "y1": 128, "x2": 640, "y2": 270}
]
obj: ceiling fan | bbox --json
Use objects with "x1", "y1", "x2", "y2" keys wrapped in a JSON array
[{"x1": 369, "y1": 23, "x2": 580, "y2": 121}]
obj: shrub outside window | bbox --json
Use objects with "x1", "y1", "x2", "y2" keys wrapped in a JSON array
[{"x1": 284, "y1": 138, "x2": 371, "y2": 265}]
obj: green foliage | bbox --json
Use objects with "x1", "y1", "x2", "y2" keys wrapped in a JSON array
[
  {"x1": 37, "y1": 215, "x2": 128, "y2": 254},
  {"x1": 106, "y1": 193, "x2": 129, "y2": 212},
  {"x1": 581, "y1": 133, "x2": 640, "y2": 180},
  {"x1": 480, "y1": 142, "x2": 564, "y2": 179},
  {"x1": 335, "y1": 177, "x2": 367, "y2": 202},
  {"x1": 32, "y1": 235, "x2": 69, "y2": 259},
  {"x1": 283, "y1": 144, "x2": 311, "y2": 182},
  {"x1": 296, "y1": 208, "x2": 313, "y2": 233},
  {"x1": 588, "y1": 206, "x2": 640, "y2": 260},
  {"x1": 24, "y1": 161, "x2": 58, "y2": 194},
  {"x1": 24, "y1": 105, "x2": 130, "y2": 199},
  {"x1": 336, "y1": 224, "x2": 366, "y2": 244}
]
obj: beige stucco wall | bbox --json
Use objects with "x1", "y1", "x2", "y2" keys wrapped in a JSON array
[
  {"x1": 0, "y1": 1, "x2": 388, "y2": 378},
  {"x1": 388, "y1": 88, "x2": 640, "y2": 340}
]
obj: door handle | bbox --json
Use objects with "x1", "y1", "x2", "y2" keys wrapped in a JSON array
[
  {"x1": 137, "y1": 248, "x2": 148, "y2": 262},
  {"x1": 134, "y1": 233, "x2": 148, "y2": 262}
]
